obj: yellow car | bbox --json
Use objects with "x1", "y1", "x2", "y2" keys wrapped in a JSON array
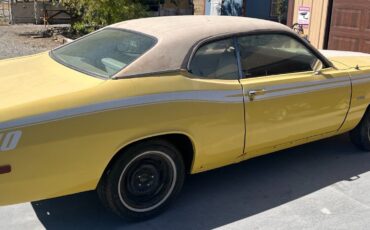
[{"x1": 1, "y1": 16, "x2": 370, "y2": 220}]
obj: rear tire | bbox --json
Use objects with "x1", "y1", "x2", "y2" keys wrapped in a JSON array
[
  {"x1": 350, "y1": 110, "x2": 370, "y2": 151},
  {"x1": 97, "y1": 139, "x2": 185, "y2": 221}
]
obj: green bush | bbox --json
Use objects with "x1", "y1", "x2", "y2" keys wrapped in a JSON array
[
  {"x1": 58, "y1": 0, "x2": 149, "y2": 34},
  {"x1": 275, "y1": 0, "x2": 288, "y2": 23}
]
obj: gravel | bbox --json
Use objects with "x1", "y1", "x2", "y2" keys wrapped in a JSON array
[{"x1": 0, "y1": 24, "x2": 61, "y2": 60}]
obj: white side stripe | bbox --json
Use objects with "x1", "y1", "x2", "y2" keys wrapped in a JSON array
[
  {"x1": 1, "y1": 75, "x2": 369, "y2": 130},
  {"x1": 0, "y1": 90, "x2": 242, "y2": 130},
  {"x1": 266, "y1": 76, "x2": 349, "y2": 91},
  {"x1": 247, "y1": 77, "x2": 351, "y2": 102},
  {"x1": 351, "y1": 74, "x2": 370, "y2": 85}
]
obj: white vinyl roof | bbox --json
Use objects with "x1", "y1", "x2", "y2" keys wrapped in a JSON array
[{"x1": 109, "y1": 16, "x2": 293, "y2": 77}]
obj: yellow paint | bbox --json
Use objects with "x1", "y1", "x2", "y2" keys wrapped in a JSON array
[
  {"x1": 0, "y1": 52, "x2": 369, "y2": 206},
  {"x1": 240, "y1": 67, "x2": 351, "y2": 157}
]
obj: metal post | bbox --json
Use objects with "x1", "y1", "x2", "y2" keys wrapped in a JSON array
[
  {"x1": 0, "y1": 0, "x2": 11, "y2": 24},
  {"x1": 34, "y1": 0, "x2": 37, "y2": 24},
  {"x1": 8, "y1": 0, "x2": 12, "y2": 24}
]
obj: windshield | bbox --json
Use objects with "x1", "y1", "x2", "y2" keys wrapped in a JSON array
[{"x1": 51, "y1": 29, "x2": 156, "y2": 78}]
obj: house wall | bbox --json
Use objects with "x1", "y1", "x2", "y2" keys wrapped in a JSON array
[
  {"x1": 245, "y1": 0, "x2": 275, "y2": 20},
  {"x1": 292, "y1": 0, "x2": 329, "y2": 49},
  {"x1": 203, "y1": 0, "x2": 286, "y2": 20}
]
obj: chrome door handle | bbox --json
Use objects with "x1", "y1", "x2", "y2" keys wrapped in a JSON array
[{"x1": 247, "y1": 89, "x2": 266, "y2": 101}]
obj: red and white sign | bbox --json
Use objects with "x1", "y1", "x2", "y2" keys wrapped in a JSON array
[{"x1": 298, "y1": 6, "x2": 311, "y2": 26}]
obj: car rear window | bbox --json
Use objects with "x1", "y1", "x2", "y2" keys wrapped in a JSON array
[{"x1": 51, "y1": 29, "x2": 156, "y2": 79}]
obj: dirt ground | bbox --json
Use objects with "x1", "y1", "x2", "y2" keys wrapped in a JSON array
[{"x1": 0, "y1": 24, "x2": 61, "y2": 60}]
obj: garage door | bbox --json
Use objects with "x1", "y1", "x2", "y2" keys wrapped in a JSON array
[{"x1": 328, "y1": 0, "x2": 370, "y2": 53}]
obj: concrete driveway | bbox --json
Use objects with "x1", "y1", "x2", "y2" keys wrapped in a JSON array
[{"x1": 1, "y1": 133, "x2": 370, "y2": 230}]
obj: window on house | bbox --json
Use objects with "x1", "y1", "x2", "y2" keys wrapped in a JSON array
[{"x1": 270, "y1": 0, "x2": 288, "y2": 22}]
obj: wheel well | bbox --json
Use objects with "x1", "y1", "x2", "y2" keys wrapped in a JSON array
[
  {"x1": 162, "y1": 134, "x2": 194, "y2": 173},
  {"x1": 103, "y1": 134, "x2": 195, "y2": 177},
  {"x1": 364, "y1": 104, "x2": 370, "y2": 119}
]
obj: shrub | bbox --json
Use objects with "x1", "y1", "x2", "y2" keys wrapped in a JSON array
[{"x1": 58, "y1": 0, "x2": 148, "y2": 34}]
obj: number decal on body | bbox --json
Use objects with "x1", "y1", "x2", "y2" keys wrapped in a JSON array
[{"x1": 0, "y1": 131, "x2": 22, "y2": 151}]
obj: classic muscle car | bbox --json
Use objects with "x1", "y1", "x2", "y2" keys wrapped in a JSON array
[{"x1": 1, "y1": 16, "x2": 370, "y2": 220}]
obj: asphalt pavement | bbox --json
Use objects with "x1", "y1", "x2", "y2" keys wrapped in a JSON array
[{"x1": 1, "y1": 133, "x2": 370, "y2": 230}]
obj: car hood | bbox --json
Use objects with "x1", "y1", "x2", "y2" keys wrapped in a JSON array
[
  {"x1": 320, "y1": 50, "x2": 370, "y2": 69},
  {"x1": 0, "y1": 52, "x2": 105, "y2": 126}
]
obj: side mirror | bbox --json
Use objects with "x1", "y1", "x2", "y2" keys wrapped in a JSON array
[{"x1": 312, "y1": 59, "x2": 323, "y2": 75}]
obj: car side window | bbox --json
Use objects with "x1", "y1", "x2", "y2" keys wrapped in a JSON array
[
  {"x1": 189, "y1": 38, "x2": 239, "y2": 80},
  {"x1": 237, "y1": 34, "x2": 321, "y2": 78}
]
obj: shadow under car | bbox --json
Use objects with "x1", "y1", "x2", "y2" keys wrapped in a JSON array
[{"x1": 31, "y1": 134, "x2": 370, "y2": 230}]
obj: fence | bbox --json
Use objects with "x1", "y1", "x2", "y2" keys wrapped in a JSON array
[
  {"x1": 0, "y1": 0, "x2": 11, "y2": 24},
  {"x1": 0, "y1": 0, "x2": 70, "y2": 25},
  {"x1": 11, "y1": 1, "x2": 70, "y2": 24}
]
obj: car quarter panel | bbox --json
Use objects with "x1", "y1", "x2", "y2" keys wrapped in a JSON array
[
  {"x1": 0, "y1": 74, "x2": 245, "y2": 205},
  {"x1": 340, "y1": 66, "x2": 370, "y2": 132},
  {"x1": 325, "y1": 54, "x2": 370, "y2": 132}
]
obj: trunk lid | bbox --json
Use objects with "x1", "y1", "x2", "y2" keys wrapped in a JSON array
[
  {"x1": 0, "y1": 52, "x2": 104, "y2": 111},
  {"x1": 320, "y1": 50, "x2": 370, "y2": 69},
  {"x1": 0, "y1": 52, "x2": 106, "y2": 127}
]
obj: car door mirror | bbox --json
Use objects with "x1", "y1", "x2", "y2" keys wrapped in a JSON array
[{"x1": 312, "y1": 59, "x2": 323, "y2": 75}]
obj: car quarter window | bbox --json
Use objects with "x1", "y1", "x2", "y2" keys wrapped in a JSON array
[
  {"x1": 188, "y1": 38, "x2": 239, "y2": 80},
  {"x1": 237, "y1": 34, "x2": 321, "y2": 78},
  {"x1": 51, "y1": 29, "x2": 156, "y2": 78}
]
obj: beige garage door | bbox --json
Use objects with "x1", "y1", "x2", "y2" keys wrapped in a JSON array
[{"x1": 328, "y1": 0, "x2": 370, "y2": 53}]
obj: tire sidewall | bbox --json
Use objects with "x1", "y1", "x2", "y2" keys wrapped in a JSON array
[
  {"x1": 105, "y1": 140, "x2": 185, "y2": 220},
  {"x1": 359, "y1": 112, "x2": 370, "y2": 150}
]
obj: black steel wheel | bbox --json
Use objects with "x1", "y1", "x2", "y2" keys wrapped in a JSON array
[
  {"x1": 97, "y1": 139, "x2": 185, "y2": 221},
  {"x1": 350, "y1": 110, "x2": 370, "y2": 151}
]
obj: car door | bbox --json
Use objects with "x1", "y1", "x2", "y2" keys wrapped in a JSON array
[
  {"x1": 237, "y1": 33, "x2": 351, "y2": 155},
  {"x1": 186, "y1": 37, "x2": 246, "y2": 170}
]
